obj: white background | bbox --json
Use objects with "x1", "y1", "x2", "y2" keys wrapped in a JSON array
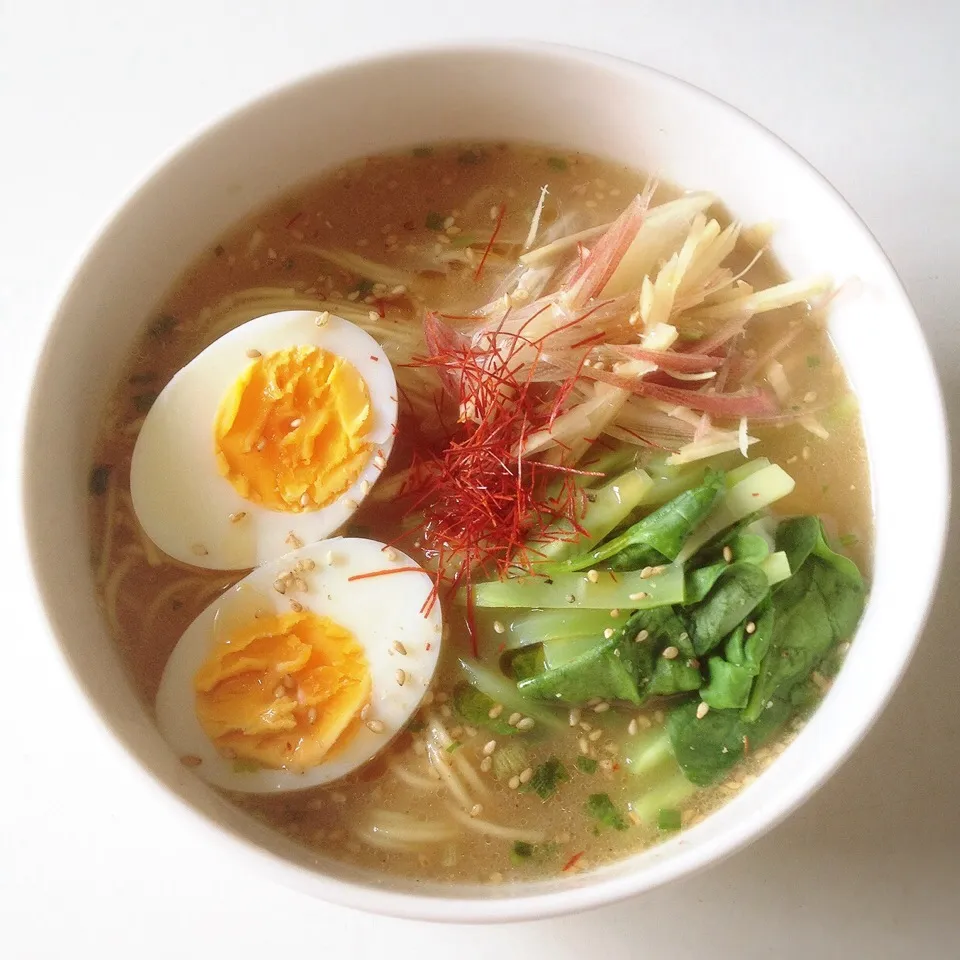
[{"x1": 2, "y1": 2, "x2": 958, "y2": 957}]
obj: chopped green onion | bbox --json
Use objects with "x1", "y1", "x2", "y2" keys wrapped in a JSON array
[
  {"x1": 576, "y1": 756, "x2": 598, "y2": 774},
  {"x1": 585, "y1": 793, "x2": 628, "y2": 831},
  {"x1": 425, "y1": 212, "x2": 445, "y2": 231},
  {"x1": 657, "y1": 808, "x2": 682, "y2": 831}
]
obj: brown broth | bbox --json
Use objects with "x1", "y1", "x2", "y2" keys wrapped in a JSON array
[{"x1": 89, "y1": 142, "x2": 871, "y2": 883}]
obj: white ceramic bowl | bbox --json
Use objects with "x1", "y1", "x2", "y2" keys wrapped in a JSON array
[{"x1": 21, "y1": 43, "x2": 949, "y2": 922}]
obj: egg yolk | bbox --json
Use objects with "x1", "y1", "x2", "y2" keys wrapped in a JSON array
[
  {"x1": 193, "y1": 610, "x2": 371, "y2": 770},
  {"x1": 214, "y1": 345, "x2": 373, "y2": 512}
]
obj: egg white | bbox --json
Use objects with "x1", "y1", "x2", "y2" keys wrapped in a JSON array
[
  {"x1": 155, "y1": 538, "x2": 442, "y2": 793},
  {"x1": 130, "y1": 311, "x2": 397, "y2": 570}
]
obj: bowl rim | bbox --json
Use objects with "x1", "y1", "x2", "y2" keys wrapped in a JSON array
[{"x1": 20, "y1": 39, "x2": 951, "y2": 923}]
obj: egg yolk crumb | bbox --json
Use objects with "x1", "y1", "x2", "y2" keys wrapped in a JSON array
[
  {"x1": 193, "y1": 611, "x2": 371, "y2": 770},
  {"x1": 214, "y1": 345, "x2": 373, "y2": 511}
]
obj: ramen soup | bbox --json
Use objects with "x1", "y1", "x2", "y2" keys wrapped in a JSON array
[{"x1": 89, "y1": 143, "x2": 871, "y2": 883}]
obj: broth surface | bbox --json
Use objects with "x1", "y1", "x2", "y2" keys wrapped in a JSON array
[{"x1": 89, "y1": 142, "x2": 871, "y2": 882}]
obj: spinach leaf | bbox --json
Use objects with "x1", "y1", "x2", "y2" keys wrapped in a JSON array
[
  {"x1": 517, "y1": 606, "x2": 683, "y2": 704},
  {"x1": 647, "y1": 655, "x2": 703, "y2": 696},
  {"x1": 544, "y1": 471, "x2": 725, "y2": 574},
  {"x1": 576, "y1": 756, "x2": 598, "y2": 774},
  {"x1": 744, "y1": 520, "x2": 864, "y2": 721},
  {"x1": 506, "y1": 645, "x2": 545, "y2": 682},
  {"x1": 586, "y1": 793, "x2": 628, "y2": 830},
  {"x1": 699, "y1": 657, "x2": 754, "y2": 710},
  {"x1": 451, "y1": 683, "x2": 518, "y2": 736},
  {"x1": 700, "y1": 603, "x2": 774, "y2": 709},
  {"x1": 525, "y1": 757, "x2": 569, "y2": 800},
  {"x1": 684, "y1": 562, "x2": 769, "y2": 656},
  {"x1": 775, "y1": 515, "x2": 820, "y2": 572},
  {"x1": 684, "y1": 561, "x2": 727, "y2": 605},
  {"x1": 668, "y1": 698, "x2": 791, "y2": 786}
]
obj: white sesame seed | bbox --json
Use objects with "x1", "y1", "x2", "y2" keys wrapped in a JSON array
[
  {"x1": 593, "y1": 702, "x2": 610, "y2": 713},
  {"x1": 228, "y1": 511, "x2": 247, "y2": 523},
  {"x1": 360, "y1": 479, "x2": 371, "y2": 495},
  {"x1": 256, "y1": 438, "x2": 266, "y2": 451},
  {"x1": 439, "y1": 704, "x2": 452, "y2": 718},
  {"x1": 307, "y1": 707, "x2": 317, "y2": 724},
  {"x1": 365, "y1": 719, "x2": 385, "y2": 733},
  {"x1": 662, "y1": 646, "x2": 679, "y2": 659},
  {"x1": 493, "y1": 620, "x2": 505, "y2": 634},
  {"x1": 286, "y1": 532, "x2": 304, "y2": 549},
  {"x1": 640, "y1": 566, "x2": 654, "y2": 579},
  {"x1": 506, "y1": 712, "x2": 521, "y2": 727},
  {"x1": 384, "y1": 548, "x2": 398, "y2": 561},
  {"x1": 508, "y1": 776, "x2": 520, "y2": 790},
  {"x1": 246, "y1": 348, "x2": 262, "y2": 358},
  {"x1": 516, "y1": 717, "x2": 536, "y2": 732},
  {"x1": 610, "y1": 608, "x2": 620, "y2": 618},
  {"x1": 480, "y1": 756, "x2": 492, "y2": 773},
  {"x1": 635, "y1": 629, "x2": 650, "y2": 643},
  {"x1": 745, "y1": 621, "x2": 757, "y2": 634},
  {"x1": 723, "y1": 545, "x2": 733, "y2": 563},
  {"x1": 300, "y1": 493, "x2": 311, "y2": 507},
  {"x1": 273, "y1": 685, "x2": 285, "y2": 699},
  {"x1": 360, "y1": 703, "x2": 371, "y2": 720},
  {"x1": 282, "y1": 674, "x2": 295, "y2": 690},
  {"x1": 587, "y1": 569, "x2": 600, "y2": 583},
  {"x1": 180, "y1": 755, "x2": 202, "y2": 768},
  {"x1": 804, "y1": 391, "x2": 817, "y2": 403},
  {"x1": 696, "y1": 702, "x2": 710, "y2": 719},
  {"x1": 518, "y1": 767, "x2": 534, "y2": 784},
  {"x1": 289, "y1": 599, "x2": 303, "y2": 612},
  {"x1": 315, "y1": 311, "x2": 330, "y2": 327},
  {"x1": 579, "y1": 737, "x2": 590, "y2": 755},
  {"x1": 273, "y1": 578, "x2": 287, "y2": 594},
  {"x1": 488, "y1": 703, "x2": 503, "y2": 719},
  {"x1": 569, "y1": 708, "x2": 582, "y2": 727},
  {"x1": 343, "y1": 498, "x2": 358, "y2": 510},
  {"x1": 628, "y1": 592, "x2": 648, "y2": 601},
  {"x1": 289, "y1": 418, "x2": 302, "y2": 429},
  {"x1": 627, "y1": 719, "x2": 638, "y2": 735},
  {"x1": 325, "y1": 551, "x2": 335, "y2": 565},
  {"x1": 802, "y1": 446, "x2": 811, "y2": 460},
  {"x1": 395, "y1": 669, "x2": 406, "y2": 686},
  {"x1": 392, "y1": 640, "x2": 407, "y2": 655},
  {"x1": 190, "y1": 543, "x2": 208, "y2": 557},
  {"x1": 604, "y1": 628, "x2": 615, "y2": 639},
  {"x1": 588, "y1": 729, "x2": 603, "y2": 742},
  {"x1": 469, "y1": 803, "x2": 483, "y2": 818},
  {"x1": 566, "y1": 594, "x2": 576, "y2": 604},
  {"x1": 482, "y1": 740, "x2": 497, "y2": 756}
]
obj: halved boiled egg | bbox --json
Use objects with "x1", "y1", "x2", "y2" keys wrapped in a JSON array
[
  {"x1": 155, "y1": 538, "x2": 442, "y2": 792},
  {"x1": 130, "y1": 311, "x2": 397, "y2": 570}
]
